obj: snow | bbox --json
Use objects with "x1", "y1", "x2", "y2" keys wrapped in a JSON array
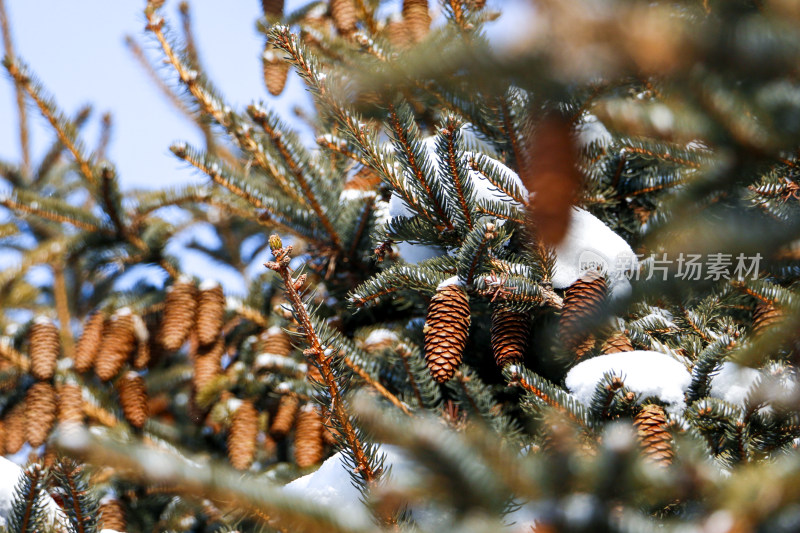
[
  {"x1": 552, "y1": 207, "x2": 638, "y2": 298},
  {"x1": 709, "y1": 363, "x2": 760, "y2": 407},
  {"x1": 0, "y1": 457, "x2": 67, "y2": 529},
  {"x1": 199, "y1": 279, "x2": 220, "y2": 290},
  {"x1": 33, "y1": 316, "x2": 54, "y2": 325},
  {"x1": 339, "y1": 189, "x2": 376, "y2": 201},
  {"x1": 362, "y1": 329, "x2": 399, "y2": 348},
  {"x1": 577, "y1": 114, "x2": 613, "y2": 147},
  {"x1": 565, "y1": 351, "x2": 691, "y2": 411},
  {"x1": 436, "y1": 276, "x2": 462, "y2": 290}
]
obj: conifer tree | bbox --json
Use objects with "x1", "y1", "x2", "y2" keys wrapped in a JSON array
[{"x1": 1, "y1": 0, "x2": 800, "y2": 531}]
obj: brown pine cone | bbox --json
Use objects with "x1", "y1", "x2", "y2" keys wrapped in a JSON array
[
  {"x1": 117, "y1": 371, "x2": 149, "y2": 429},
  {"x1": 158, "y1": 279, "x2": 197, "y2": 351},
  {"x1": 384, "y1": 16, "x2": 410, "y2": 49},
  {"x1": 753, "y1": 301, "x2": 783, "y2": 334},
  {"x1": 196, "y1": 281, "x2": 226, "y2": 346},
  {"x1": 4, "y1": 402, "x2": 26, "y2": 454},
  {"x1": 490, "y1": 307, "x2": 529, "y2": 369},
  {"x1": 294, "y1": 404, "x2": 324, "y2": 468},
  {"x1": 29, "y1": 317, "x2": 60, "y2": 381},
  {"x1": 58, "y1": 383, "x2": 85, "y2": 428},
  {"x1": 193, "y1": 336, "x2": 224, "y2": 394},
  {"x1": 99, "y1": 497, "x2": 126, "y2": 532},
  {"x1": 424, "y1": 283, "x2": 471, "y2": 383},
  {"x1": 26, "y1": 382, "x2": 57, "y2": 447},
  {"x1": 403, "y1": 0, "x2": 430, "y2": 43},
  {"x1": 602, "y1": 331, "x2": 634, "y2": 354},
  {"x1": 263, "y1": 43, "x2": 290, "y2": 97},
  {"x1": 634, "y1": 404, "x2": 673, "y2": 466},
  {"x1": 228, "y1": 400, "x2": 259, "y2": 470},
  {"x1": 270, "y1": 394, "x2": 299, "y2": 437},
  {"x1": 330, "y1": 0, "x2": 357, "y2": 34},
  {"x1": 345, "y1": 166, "x2": 383, "y2": 192},
  {"x1": 306, "y1": 363, "x2": 324, "y2": 385},
  {"x1": 258, "y1": 326, "x2": 292, "y2": 356},
  {"x1": 559, "y1": 272, "x2": 607, "y2": 358},
  {"x1": 95, "y1": 310, "x2": 136, "y2": 381},
  {"x1": 261, "y1": 0, "x2": 284, "y2": 17},
  {"x1": 74, "y1": 311, "x2": 105, "y2": 373}
]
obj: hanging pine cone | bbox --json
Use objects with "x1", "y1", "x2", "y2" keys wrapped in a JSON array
[
  {"x1": 424, "y1": 282, "x2": 471, "y2": 383},
  {"x1": 263, "y1": 43, "x2": 290, "y2": 97},
  {"x1": 25, "y1": 382, "x2": 57, "y2": 447},
  {"x1": 261, "y1": 0, "x2": 284, "y2": 17},
  {"x1": 29, "y1": 317, "x2": 60, "y2": 381},
  {"x1": 559, "y1": 272, "x2": 607, "y2": 358},
  {"x1": 330, "y1": 0, "x2": 357, "y2": 34},
  {"x1": 193, "y1": 336, "x2": 224, "y2": 394},
  {"x1": 270, "y1": 394, "x2": 299, "y2": 437},
  {"x1": 634, "y1": 404, "x2": 673, "y2": 466},
  {"x1": 490, "y1": 307, "x2": 529, "y2": 369},
  {"x1": 58, "y1": 383, "x2": 84, "y2": 428},
  {"x1": 95, "y1": 310, "x2": 137, "y2": 381},
  {"x1": 602, "y1": 331, "x2": 634, "y2": 354},
  {"x1": 228, "y1": 400, "x2": 258, "y2": 470},
  {"x1": 74, "y1": 311, "x2": 105, "y2": 373},
  {"x1": 306, "y1": 363, "x2": 324, "y2": 385},
  {"x1": 158, "y1": 278, "x2": 197, "y2": 351},
  {"x1": 345, "y1": 166, "x2": 383, "y2": 192},
  {"x1": 196, "y1": 280, "x2": 225, "y2": 346},
  {"x1": 753, "y1": 301, "x2": 783, "y2": 334},
  {"x1": 4, "y1": 402, "x2": 26, "y2": 454},
  {"x1": 294, "y1": 404, "x2": 324, "y2": 468},
  {"x1": 258, "y1": 326, "x2": 292, "y2": 356},
  {"x1": 403, "y1": 0, "x2": 431, "y2": 44},
  {"x1": 99, "y1": 497, "x2": 126, "y2": 532},
  {"x1": 117, "y1": 371, "x2": 149, "y2": 429},
  {"x1": 384, "y1": 15, "x2": 410, "y2": 49}
]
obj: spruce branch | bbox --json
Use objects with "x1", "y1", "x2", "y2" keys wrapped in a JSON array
[
  {"x1": 264, "y1": 235, "x2": 384, "y2": 486},
  {"x1": 3, "y1": 58, "x2": 96, "y2": 186},
  {"x1": 0, "y1": 0, "x2": 30, "y2": 176}
]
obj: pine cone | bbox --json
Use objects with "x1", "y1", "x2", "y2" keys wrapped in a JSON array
[
  {"x1": 490, "y1": 307, "x2": 529, "y2": 369},
  {"x1": 99, "y1": 497, "x2": 126, "y2": 532},
  {"x1": 602, "y1": 331, "x2": 634, "y2": 354},
  {"x1": 58, "y1": 383, "x2": 85, "y2": 428},
  {"x1": 634, "y1": 404, "x2": 673, "y2": 466},
  {"x1": 306, "y1": 363, "x2": 324, "y2": 385},
  {"x1": 263, "y1": 43, "x2": 290, "y2": 97},
  {"x1": 194, "y1": 336, "x2": 224, "y2": 394},
  {"x1": 158, "y1": 279, "x2": 197, "y2": 351},
  {"x1": 403, "y1": 0, "x2": 430, "y2": 43},
  {"x1": 95, "y1": 311, "x2": 136, "y2": 381},
  {"x1": 345, "y1": 166, "x2": 383, "y2": 192},
  {"x1": 330, "y1": 0, "x2": 357, "y2": 34},
  {"x1": 117, "y1": 371, "x2": 149, "y2": 429},
  {"x1": 559, "y1": 272, "x2": 607, "y2": 358},
  {"x1": 228, "y1": 400, "x2": 258, "y2": 470},
  {"x1": 258, "y1": 326, "x2": 292, "y2": 356},
  {"x1": 74, "y1": 311, "x2": 105, "y2": 373},
  {"x1": 270, "y1": 394, "x2": 299, "y2": 437},
  {"x1": 384, "y1": 17, "x2": 410, "y2": 49},
  {"x1": 261, "y1": 0, "x2": 284, "y2": 17},
  {"x1": 4, "y1": 402, "x2": 26, "y2": 454},
  {"x1": 30, "y1": 317, "x2": 60, "y2": 381},
  {"x1": 196, "y1": 281, "x2": 225, "y2": 346},
  {"x1": 753, "y1": 301, "x2": 783, "y2": 334},
  {"x1": 424, "y1": 283, "x2": 471, "y2": 383},
  {"x1": 294, "y1": 404, "x2": 324, "y2": 468},
  {"x1": 25, "y1": 382, "x2": 57, "y2": 447}
]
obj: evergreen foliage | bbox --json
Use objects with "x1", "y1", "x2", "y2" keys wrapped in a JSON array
[{"x1": 1, "y1": 0, "x2": 800, "y2": 531}]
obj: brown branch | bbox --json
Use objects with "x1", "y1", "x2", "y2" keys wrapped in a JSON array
[
  {"x1": 0, "y1": 197, "x2": 107, "y2": 233},
  {"x1": 342, "y1": 356, "x2": 412, "y2": 416},
  {"x1": 0, "y1": 338, "x2": 30, "y2": 371},
  {"x1": 386, "y1": 102, "x2": 453, "y2": 230},
  {"x1": 443, "y1": 120, "x2": 473, "y2": 229},
  {"x1": 348, "y1": 200, "x2": 373, "y2": 259},
  {"x1": 6, "y1": 61, "x2": 96, "y2": 186},
  {"x1": 52, "y1": 262, "x2": 75, "y2": 358},
  {"x1": 265, "y1": 237, "x2": 383, "y2": 486},
  {"x1": 0, "y1": 0, "x2": 30, "y2": 175},
  {"x1": 249, "y1": 108, "x2": 342, "y2": 250}
]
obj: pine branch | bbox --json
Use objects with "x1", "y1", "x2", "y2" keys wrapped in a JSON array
[
  {"x1": 265, "y1": 235, "x2": 385, "y2": 488},
  {"x1": 3, "y1": 58, "x2": 96, "y2": 185},
  {"x1": 0, "y1": 0, "x2": 30, "y2": 176}
]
